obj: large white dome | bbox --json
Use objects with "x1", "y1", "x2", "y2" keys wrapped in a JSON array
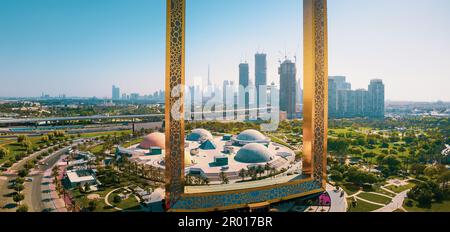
[
  {"x1": 235, "y1": 143, "x2": 272, "y2": 164},
  {"x1": 186, "y1": 128, "x2": 213, "y2": 141},
  {"x1": 236, "y1": 129, "x2": 267, "y2": 142}
]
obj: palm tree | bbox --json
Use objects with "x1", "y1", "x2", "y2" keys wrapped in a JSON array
[
  {"x1": 219, "y1": 171, "x2": 229, "y2": 184},
  {"x1": 239, "y1": 169, "x2": 246, "y2": 181},
  {"x1": 264, "y1": 163, "x2": 271, "y2": 176},
  {"x1": 51, "y1": 166, "x2": 59, "y2": 179},
  {"x1": 256, "y1": 166, "x2": 264, "y2": 178},
  {"x1": 201, "y1": 177, "x2": 210, "y2": 186}
]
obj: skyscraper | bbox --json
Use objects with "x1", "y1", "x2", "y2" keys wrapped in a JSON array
[
  {"x1": 112, "y1": 85, "x2": 120, "y2": 100},
  {"x1": 278, "y1": 59, "x2": 297, "y2": 119},
  {"x1": 368, "y1": 79, "x2": 385, "y2": 118},
  {"x1": 255, "y1": 53, "x2": 267, "y2": 116},
  {"x1": 223, "y1": 80, "x2": 235, "y2": 119},
  {"x1": 239, "y1": 63, "x2": 250, "y2": 112}
]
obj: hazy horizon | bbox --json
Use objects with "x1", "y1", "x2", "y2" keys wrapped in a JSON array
[{"x1": 0, "y1": 0, "x2": 449, "y2": 101}]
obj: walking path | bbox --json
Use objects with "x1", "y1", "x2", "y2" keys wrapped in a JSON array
[
  {"x1": 41, "y1": 156, "x2": 68, "y2": 212},
  {"x1": 380, "y1": 186, "x2": 397, "y2": 195},
  {"x1": 326, "y1": 184, "x2": 347, "y2": 212},
  {"x1": 373, "y1": 190, "x2": 409, "y2": 212},
  {"x1": 104, "y1": 187, "x2": 124, "y2": 211}
]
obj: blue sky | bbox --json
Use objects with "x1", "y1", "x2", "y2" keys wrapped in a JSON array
[{"x1": 0, "y1": 0, "x2": 449, "y2": 101}]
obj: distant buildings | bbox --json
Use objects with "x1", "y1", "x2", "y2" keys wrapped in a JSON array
[
  {"x1": 239, "y1": 63, "x2": 250, "y2": 112},
  {"x1": 111, "y1": 85, "x2": 164, "y2": 102},
  {"x1": 278, "y1": 59, "x2": 297, "y2": 119},
  {"x1": 255, "y1": 53, "x2": 267, "y2": 117},
  {"x1": 112, "y1": 85, "x2": 120, "y2": 100},
  {"x1": 368, "y1": 79, "x2": 385, "y2": 118},
  {"x1": 328, "y1": 76, "x2": 385, "y2": 119}
]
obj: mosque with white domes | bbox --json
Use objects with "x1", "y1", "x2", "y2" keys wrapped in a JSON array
[{"x1": 116, "y1": 128, "x2": 298, "y2": 183}]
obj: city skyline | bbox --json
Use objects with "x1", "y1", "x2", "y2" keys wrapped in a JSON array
[{"x1": 0, "y1": 0, "x2": 450, "y2": 101}]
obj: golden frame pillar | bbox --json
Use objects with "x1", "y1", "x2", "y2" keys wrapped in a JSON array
[
  {"x1": 303, "y1": 0, "x2": 328, "y2": 188},
  {"x1": 165, "y1": 0, "x2": 186, "y2": 209}
]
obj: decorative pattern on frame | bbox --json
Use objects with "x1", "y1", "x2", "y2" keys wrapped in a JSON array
[{"x1": 165, "y1": 0, "x2": 186, "y2": 209}]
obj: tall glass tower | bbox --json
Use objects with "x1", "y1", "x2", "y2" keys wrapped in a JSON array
[{"x1": 279, "y1": 59, "x2": 297, "y2": 119}]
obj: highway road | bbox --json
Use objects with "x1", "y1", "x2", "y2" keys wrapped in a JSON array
[
  {"x1": 1, "y1": 142, "x2": 80, "y2": 212},
  {"x1": 0, "y1": 114, "x2": 164, "y2": 124}
]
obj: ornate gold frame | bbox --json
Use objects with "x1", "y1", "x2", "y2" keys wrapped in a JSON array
[{"x1": 164, "y1": 0, "x2": 328, "y2": 211}]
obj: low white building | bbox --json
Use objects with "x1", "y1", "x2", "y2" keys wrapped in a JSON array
[{"x1": 65, "y1": 169, "x2": 99, "y2": 189}]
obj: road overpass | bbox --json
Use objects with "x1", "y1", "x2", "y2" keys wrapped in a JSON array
[{"x1": 0, "y1": 114, "x2": 164, "y2": 125}]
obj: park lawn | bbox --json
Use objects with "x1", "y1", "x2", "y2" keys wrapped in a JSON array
[
  {"x1": 268, "y1": 135, "x2": 293, "y2": 149},
  {"x1": 89, "y1": 144, "x2": 105, "y2": 154},
  {"x1": 108, "y1": 192, "x2": 141, "y2": 211},
  {"x1": 403, "y1": 200, "x2": 450, "y2": 212},
  {"x1": 0, "y1": 138, "x2": 14, "y2": 146},
  {"x1": 122, "y1": 138, "x2": 144, "y2": 149},
  {"x1": 357, "y1": 192, "x2": 392, "y2": 205},
  {"x1": 70, "y1": 188, "x2": 117, "y2": 212},
  {"x1": 347, "y1": 199, "x2": 383, "y2": 212},
  {"x1": 385, "y1": 182, "x2": 416, "y2": 193},
  {"x1": 329, "y1": 128, "x2": 353, "y2": 135},
  {"x1": 78, "y1": 130, "x2": 132, "y2": 139},
  {"x1": 0, "y1": 136, "x2": 46, "y2": 164},
  {"x1": 373, "y1": 188, "x2": 397, "y2": 197}
]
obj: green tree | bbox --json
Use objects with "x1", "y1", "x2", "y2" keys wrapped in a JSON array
[
  {"x1": 238, "y1": 169, "x2": 246, "y2": 181},
  {"x1": 88, "y1": 201, "x2": 97, "y2": 211},
  {"x1": 381, "y1": 155, "x2": 402, "y2": 175},
  {"x1": 113, "y1": 195, "x2": 122, "y2": 204},
  {"x1": 16, "y1": 204, "x2": 29, "y2": 212},
  {"x1": 219, "y1": 171, "x2": 229, "y2": 184},
  {"x1": 13, "y1": 193, "x2": 25, "y2": 206},
  {"x1": 18, "y1": 169, "x2": 29, "y2": 178},
  {"x1": 17, "y1": 135, "x2": 28, "y2": 143},
  {"x1": 0, "y1": 147, "x2": 10, "y2": 159},
  {"x1": 330, "y1": 170, "x2": 344, "y2": 182},
  {"x1": 14, "y1": 183, "x2": 24, "y2": 193}
]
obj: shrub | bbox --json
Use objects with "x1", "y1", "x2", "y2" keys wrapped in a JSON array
[{"x1": 113, "y1": 195, "x2": 122, "y2": 204}]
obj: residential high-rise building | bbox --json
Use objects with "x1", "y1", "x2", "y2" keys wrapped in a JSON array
[
  {"x1": 239, "y1": 63, "x2": 250, "y2": 111},
  {"x1": 112, "y1": 85, "x2": 120, "y2": 100},
  {"x1": 329, "y1": 76, "x2": 351, "y2": 90},
  {"x1": 255, "y1": 53, "x2": 267, "y2": 116},
  {"x1": 355, "y1": 89, "x2": 370, "y2": 117},
  {"x1": 278, "y1": 59, "x2": 297, "y2": 119},
  {"x1": 328, "y1": 77, "x2": 385, "y2": 119},
  {"x1": 328, "y1": 78, "x2": 338, "y2": 118},
  {"x1": 368, "y1": 79, "x2": 385, "y2": 118}
]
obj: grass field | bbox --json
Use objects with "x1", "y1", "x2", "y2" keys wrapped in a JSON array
[
  {"x1": 357, "y1": 192, "x2": 392, "y2": 205},
  {"x1": 404, "y1": 200, "x2": 450, "y2": 212},
  {"x1": 121, "y1": 137, "x2": 144, "y2": 149},
  {"x1": 385, "y1": 182, "x2": 416, "y2": 193},
  {"x1": 78, "y1": 130, "x2": 132, "y2": 139},
  {"x1": 0, "y1": 136, "x2": 46, "y2": 164},
  {"x1": 108, "y1": 190, "x2": 141, "y2": 211},
  {"x1": 373, "y1": 188, "x2": 397, "y2": 197},
  {"x1": 347, "y1": 199, "x2": 383, "y2": 212}
]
